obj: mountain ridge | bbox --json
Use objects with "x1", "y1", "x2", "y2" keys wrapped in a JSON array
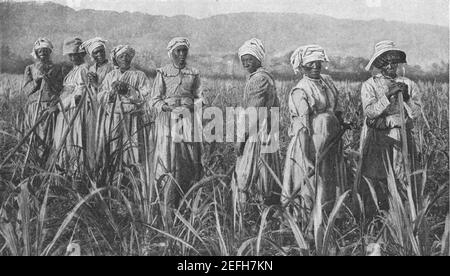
[{"x1": 0, "y1": 1, "x2": 448, "y2": 69}]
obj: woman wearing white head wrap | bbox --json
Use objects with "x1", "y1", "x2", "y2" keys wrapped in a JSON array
[
  {"x1": 30, "y1": 37, "x2": 54, "y2": 60},
  {"x1": 167, "y1": 37, "x2": 190, "y2": 60},
  {"x1": 96, "y1": 44, "x2": 151, "y2": 171},
  {"x1": 150, "y1": 37, "x2": 203, "y2": 216},
  {"x1": 357, "y1": 41, "x2": 421, "y2": 213},
  {"x1": 23, "y1": 37, "x2": 63, "y2": 162},
  {"x1": 282, "y1": 44, "x2": 346, "y2": 219},
  {"x1": 290, "y1": 44, "x2": 329, "y2": 75},
  {"x1": 231, "y1": 38, "x2": 282, "y2": 214},
  {"x1": 81, "y1": 37, "x2": 114, "y2": 89},
  {"x1": 238, "y1": 38, "x2": 266, "y2": 64}
]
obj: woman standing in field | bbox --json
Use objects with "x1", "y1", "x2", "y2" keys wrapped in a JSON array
[
  {"x1": 54, "y1": 37, "x2": 94, "y2": 173},
  {"x1": 80, "y1": 37, "x2": 114, "y2": 166},
  {"x1": 23, "y1": 37, "x2": 63, "y2": 163},
  {"x1": 150, "y1": 37, "x2": 203, "y2": 214},
  {"x1": 98, "y1": 45, "x2": 151, "y2": 170},
  {"x1": 231, "y1": 38, "x2": 282, "y2": 214},
  {"x1": 281, "y1": 45, "x2": 345, "y2": 218},
  {"x1": 359, "y1": 40, "x2": 421, "y2": 210}
]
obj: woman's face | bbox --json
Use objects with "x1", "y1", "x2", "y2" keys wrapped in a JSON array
[
  {"x1": 116, "y1": 52, "x2": 133, "y2": 71},
  {"x1": 241, "y1": 54, "x2": 261, "y2": 74},
  {"x1": 36, "y1": 48, "x2": 51, "y2": 62},
  {"x1": 92, "y1": 46, "x2": 106, "y2": 65},
  {"x1": 302, "y1": 60, "x2": 322, "y2": 79},
  {"x1": 69, "y1": 53, "x2": 86, "y2": 66},
  {"x1": 379, "y1": 53, "x2": 399, "y2": 79},
  {"x1": 171, "y1": 45, "x2": 189, "y2": 68}
]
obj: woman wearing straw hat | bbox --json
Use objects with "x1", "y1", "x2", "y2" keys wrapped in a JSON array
[
  {"x1": 359, "y1": 40, "x2": 422, "y2": 211},
  {"x1": 150, "y1": 37, "x2": 204, "y2": 214},
  {"x1": 231, "y1": 38, "x2": 282, "y2": 216},
  {"x1": 23, "y1": 37, "x2": 63, "y2": 163},
  {"x1": 53, "y1": 37, "x2": 93, "y2": 174},
  {"x1": 98, "y1": 45, "x2": 151, "y2": 172},
  {"x1": 281, "y1": 45, "x2": 346, "y2": 219}
]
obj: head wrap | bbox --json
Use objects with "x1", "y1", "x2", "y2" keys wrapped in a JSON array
[
  {"x1": 167, "y1": 37, "x2": 190, "y2": 58},
  {"x1": 110, "y1": 45, "x2": 136, "y2": 67},
  {"x1": 238, "y1": 38, "x2": 266, "y2": 63},
  {"x1": 290, "y1": 45, "x2": 329, "y2": 74},
  {"x1": 365, "y1": 40, "x2": 406, "y2": 71},
  {"x1": 80, "y1": 37, "x2": 107, "y2": 57},
  {"x1": 31, "y1": 37, "x2": 54, "y2": 59},
  {"x1": 63, "y1": 37, "x2": 85, "y2": 56}
]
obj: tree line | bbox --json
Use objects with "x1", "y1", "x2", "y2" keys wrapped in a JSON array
[{"x1": 1, "y1": 44, "x2": 448, "y2": 82}]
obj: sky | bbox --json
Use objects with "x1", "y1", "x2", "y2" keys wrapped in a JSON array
[{"x1": 9, "y1": 0, "x2": 450, "y2": 27}]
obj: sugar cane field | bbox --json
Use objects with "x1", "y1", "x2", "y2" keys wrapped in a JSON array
[{"x1": 0, "y1": 73, "x2": 449, "y2": 256}]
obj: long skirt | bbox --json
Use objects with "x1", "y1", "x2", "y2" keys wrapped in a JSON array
[
  {"x1": 153, "y1": 109, "x2": 203, "y2": 213},
  {"x1": 359, "y1": 120, "x2": 418, "y2": 211},
  {"x1": 282, "y1": 112, "x2": 345, "y2": 217},
  {"x1": 53, "y1": 101, "x2": 96, "y2": 172},
  {"x1": 97, "y1": 104, "x2": 150, "y2": 171},
  {"x1": 231, "y1": 130, "x2": 282, "y2": 211},
  {"x1": 24, "y1": 100, "x2": 57, "y2": 163}
]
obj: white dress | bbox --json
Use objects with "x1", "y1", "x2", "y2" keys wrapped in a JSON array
[{"x1": 282, "y1": 74, "x2": 345, "y2": 215}]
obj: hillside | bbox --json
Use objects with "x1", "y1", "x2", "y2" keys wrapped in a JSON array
[{"x1": 0, "y1": 1, "x2": 448, "y2": 70}]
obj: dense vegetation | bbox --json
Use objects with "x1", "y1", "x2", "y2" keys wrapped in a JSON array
[{"x1": 0, "y1": 73, "x2": 448, "y2": 256}]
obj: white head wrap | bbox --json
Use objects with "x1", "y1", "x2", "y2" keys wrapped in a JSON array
[
  {"x1": 238, "y1": 38, "x2": 265, "y2": 63},
  {"x1": 290, "y1": 45, "x2": 329, "y2": 74},
  {"x1": 110, "y1": 45, "x2": 136, "y2": 67},
  {"x1": 80, "y1": 37, "x2": 107, "y2": 57},
  {"x1": 167, "y1": 37, "x2": 190, "y2": 58},
  {"x1": 31, "y1": 37, "x2": 54, "y2": 59}
]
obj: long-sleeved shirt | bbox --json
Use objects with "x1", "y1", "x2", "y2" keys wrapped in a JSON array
[
  {"x1": 60, "y1": 63, "x2": 89, "y2": 109},
  {"x1": 361, "y1": 73, "x2": 421, "y2": 127},
  {"x1": 99, "y1": 68, "x2": 151, "y2": 113},
  {"x1": 23, "y1": 61, "x2": 64, "y2": 103},
  {"x1": 241, "y1": 67, "x2": 280, "y2": 139},
  {"x1": 150, "y1": 64, "x2": 202, "y2": 112},
  {"x1": 288, "y1": 74, "x2": 340, "y2": 136},
  {"x1": 88, "y1": 61, "x2": 114, "y2": 89}
]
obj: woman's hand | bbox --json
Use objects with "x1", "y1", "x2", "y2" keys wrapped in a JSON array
[
  {"x1": 46, "y1": 105, "x2": 59, "y2": 115},
  {"x1": 108, "y1": 92, "x2": 117, "y2": 104},
  {"x1": 74, "y1": 95, "x2": 82, "y2": 106},
  {"x1": 162, "y1": 104, "x2": 173, "y2": 112},
  {"x1": 87, "y1": 72, "x2": 99, "y2": 86},
  {"x1": 385, "y1": 82, "x2": 403, "y2": 99},
  {"x1": 399, "y1": 83, "x2": 410, "y2": 102},
  {"x1": 112, "y1": 80, "x2": 128, "y2": 95}
]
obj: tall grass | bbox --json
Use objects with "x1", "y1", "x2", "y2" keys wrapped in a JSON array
[{"x1": 0, "y1": 73, "x2": 448, "y2": 256}]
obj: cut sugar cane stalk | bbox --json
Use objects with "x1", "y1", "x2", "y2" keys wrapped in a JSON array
[{"x1": 398, "y1": 89, "x2": 417, "y2": 221}]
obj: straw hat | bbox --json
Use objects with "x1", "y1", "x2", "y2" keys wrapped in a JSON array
[
  {"x1": 63, "y1": 37, "x2": 85, "y2": 56},
  {"x1": 365, "y1": 40, "x2": 406, "y2": 71}
]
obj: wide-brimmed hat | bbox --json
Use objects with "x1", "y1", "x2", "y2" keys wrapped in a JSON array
[
  {"x1": 63, "y1": 37, "x2": 85, "y2": 56},
  {"x1": 365, "y1": 40, "x2": 406, "y2": 71}
]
